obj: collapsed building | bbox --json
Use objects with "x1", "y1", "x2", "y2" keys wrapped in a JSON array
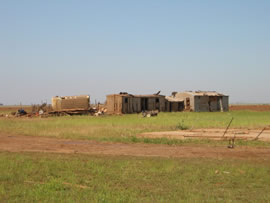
[
  {"x1": 50, "y1": 91, "x2": 228, "y2": 115},
  {"x1": 106, "y1": 93, "x2": 166, "y2": 114},
  {"x1": 165, "y1": 96, "x2": 185, "y2": 112},
  {"x1": 51, "y1": 95, "x2": 90, "y2": 111},
  {"x1": 106, "y1": 91, "x2": 229, "y2": 114},
  {"x1": 170, "y1": 91, "x2": 229, "y2": 112}
]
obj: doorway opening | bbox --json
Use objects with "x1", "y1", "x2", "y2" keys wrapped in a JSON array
[{"x1": 141, "y1": 98, "x2": 148, "y2": 111}]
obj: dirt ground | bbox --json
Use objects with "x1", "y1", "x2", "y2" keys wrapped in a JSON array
[
  {"x1": 138, "y1": 128, "x2": 270, "y2": 141},
  {"x1": 230, "y1": 104, "x2": 270, "y2": 111},
  {"x1": 1, "y1": 132, "x2": 270, "y2": 159}
]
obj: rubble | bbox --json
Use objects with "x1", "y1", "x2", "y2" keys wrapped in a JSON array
[
  {"x1": 16, "y1": 109, "x2": 27, "y2": 117},
  {"x1": 142, "y1": 110, "x2": 159, "y2": 117},
  {"x1": 93, "y1": 107, "x2": 107, "y2": 116}
]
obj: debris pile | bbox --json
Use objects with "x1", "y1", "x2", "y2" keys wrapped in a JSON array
[
  {"x1": 3, "y1": 104, "x2": 52, "y2": 118},
  {"x1": 8, "y1": 109, "x2": 28, "y2": 117},
  {"x1": 1, "y1": 103, "x2": 109, "y2": 118},
  {"x1": 16, "y1": 109, "x2": 27, "y2": 116},
  {"x1": 93, "y1": 107, "x2": 107, "y2": 116},
  {"x1": 142, "y1": 110, "x2": 159, "y2": 117},
  {"x1": 31, "y1": 103, "x2": 52, "y2": 117}
]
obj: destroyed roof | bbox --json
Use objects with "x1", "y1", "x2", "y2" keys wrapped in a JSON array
[
  {"x1": 165, "y1": 96, "x2": 184, "y2": 102},
  {"x1": 107, "y1": 93, "x2": 165, "y2": 98},
  {"x1": 180, "y1": 91, "x2": 227, "y2": 97},
  {"x1": 53, "y1": 95, "x2": 90, "y2": 99},
  {"x1": 134, "y1": 94, "x2": 165, "y2": 98}
]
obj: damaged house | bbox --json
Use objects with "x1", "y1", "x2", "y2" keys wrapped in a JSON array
[
  {"x1": 165, "y1": 96, "x2": 185, "y2": 112},
  {"x1": 106, "y1": 93, "x2": 166, "y2": 114},
  {"x1": 171, "y1": 91, "x2": 229, "y2": 112},
  {"x1": 51, "y1": 95, "x2": 90, "y2": 111}
]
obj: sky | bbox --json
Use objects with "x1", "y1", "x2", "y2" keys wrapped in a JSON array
[{"x1": 0, "y1": 0, "x2": 269, "y2": 105}]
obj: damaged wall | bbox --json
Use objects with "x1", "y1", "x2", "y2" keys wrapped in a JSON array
[
  {"x1": 106, "y1": 94, "x2": 166, "y2": 114},
  {"x1": 173, "y1": 92, "x2": 229, "y2": 112},
  {"x1": 52, "y1": 95, "x2": 90, "y2": 111}
]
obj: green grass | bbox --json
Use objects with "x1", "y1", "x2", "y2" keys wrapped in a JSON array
[
  {"x1": 0, "y1": 152, "x2": 270, "y2": 202},
  {"x1": 0, "y1": 111, "x2": 270, "y2": 142},
  {"x1": 126, "y1": 136, "x2": 270, "y2": 147},
  {"x1": 0, "y1": 111, "x2": 270, "y2": 147}
]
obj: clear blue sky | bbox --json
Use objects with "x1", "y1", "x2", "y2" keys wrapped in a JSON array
[{"x1": 0, "y1": 0, "x2": 269, "y2": 104}]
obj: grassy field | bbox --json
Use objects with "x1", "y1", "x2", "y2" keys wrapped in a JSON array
[
  {"x1": 1, "y1": 110, "x2": 270, "y2": 202},
  {"x1": 0, "y1": 111, "x2": 270, "y2": 145},
  {"x1": 0, "y1": 152, "x2": 269, "y2": 202}
]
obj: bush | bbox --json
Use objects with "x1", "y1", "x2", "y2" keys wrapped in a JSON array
[{"x1": 176, "y1": 120, "x2": 189, "y2": 130}]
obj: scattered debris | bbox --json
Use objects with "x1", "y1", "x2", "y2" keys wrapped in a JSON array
[
  {"x1": 10, "y1": 112, "x2": 16, "y2": 116},
  {"x1": 39, "y1": 109, "x2": 44, "y2": 115},
  {"x1": 93, "y1": 107, "x2": 107, "y2": 116},
  {"x1": 227, "y1": 137, "x2": 235, "y2": 148},
  {"x1": 16, "y1": 109, "x2": 27, "y2": 117},
  {"x1": 0, "y1": 102, "x2": 108, "y2": 118},
  {"x1": 32, "y1": 103, "x2": 51, "y2": 115},
  {"x1": 253, "y1": 127, "x2": 266, "y2": 141},
  {"x1": 222, "y1": 117, "x2": 234, "y2": 137},
  {"x1": 142, "y1": 110, "x2": 159, "y2": 117},
  {"x1": 139, "y1": 128, "x2": 270, "y2": 142}
]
